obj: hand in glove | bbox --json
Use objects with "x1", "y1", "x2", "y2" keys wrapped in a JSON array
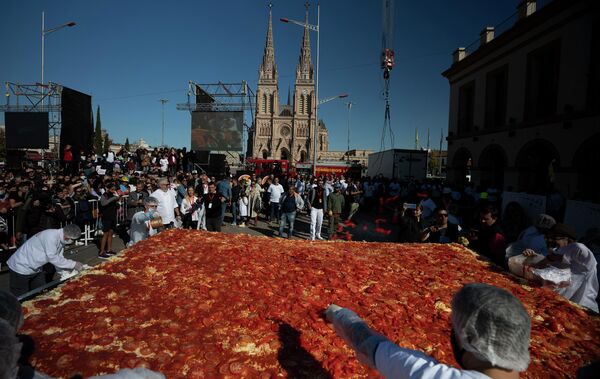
[
  {"x1": 325, "y1": 304, "x2": 388, "y2": 369},
  {"x1": 73, "y1": 262, "x2": 85, "y2": 272}
]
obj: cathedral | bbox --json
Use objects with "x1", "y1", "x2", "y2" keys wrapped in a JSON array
[{"x1": 250, "y1": 4, "x2": 328, "y2": 162}]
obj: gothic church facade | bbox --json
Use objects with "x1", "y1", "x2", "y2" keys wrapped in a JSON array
[{"x1": 251, "y1": 6, "x2": 328, "y2": 162}]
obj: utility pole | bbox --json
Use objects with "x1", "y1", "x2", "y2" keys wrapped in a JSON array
[
  {"x1": 159, "y1": 99, "x2": 168, "y2": 147},
  {"x1": 346, "y1": 101, "x2": 353, "y2": 162},
  {"x1": 439, "y1": 128, "x2": 444, "y2": 176}
]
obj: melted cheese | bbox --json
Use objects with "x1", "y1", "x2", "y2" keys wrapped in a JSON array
[
  {"x1": 232, "y1": 342, "x2": 274, "y2": 356},
  {"x1": 42, "y1": 327, "x2": 64, "y2": 335},
  {"x1": 434, "y1": 300, "x2": 451, "y2": 313}
]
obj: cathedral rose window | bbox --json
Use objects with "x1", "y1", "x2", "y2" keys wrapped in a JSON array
[{"x1": 280, "y1": 125, "x2": 291, "y2": 137}]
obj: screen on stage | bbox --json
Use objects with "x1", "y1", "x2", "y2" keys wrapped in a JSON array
[
  {"x1": 5, "y1": 112, "x2": 49, "y2": 149},
  {"x1": 191, "y1": 111, "x2": 243, "y2": 151}
]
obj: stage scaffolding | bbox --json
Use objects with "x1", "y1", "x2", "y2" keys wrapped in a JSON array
[
  {"x1": 176, "y1": 81, "x2": 255, "y2": 158},
  {"x1": 0, "y1": 82, "x2": 63, "y2": 158}
]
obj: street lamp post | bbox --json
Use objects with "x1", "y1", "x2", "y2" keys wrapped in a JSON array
[
  {"x1": 41, "y1": 11, "x2": 76, "y2": 86},
  {"x1": 314, "y1": 4, "x2": 320, "y2": 176},
  {"x1": 346, "y1": 101, "x2": 353, "y2": 162},
  {"x1": 159, "y1": 99, "x2": 168, "y2": 147}
]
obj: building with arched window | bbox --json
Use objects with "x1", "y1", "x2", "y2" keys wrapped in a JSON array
[
  {"x1": 250, "y1": 5, "x2": 328, "y2": 163},
  {"x1": 443, "y1": 0, "x2": 600, "y2": 202}
]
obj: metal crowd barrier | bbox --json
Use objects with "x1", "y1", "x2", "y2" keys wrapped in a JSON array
[
  {"x1": 58, "y1": 195, "x2": 130, "y2": 247},
  {"x1": 0, "y1": 213, "x2": 17, "y2": 251},
  {"x1": 74, "y1": 195, "x2": 130, "y2": 246}
]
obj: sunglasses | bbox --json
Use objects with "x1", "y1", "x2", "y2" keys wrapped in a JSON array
[{"x1": 438, "y1": 213, "x2": 448, "y2": 217}]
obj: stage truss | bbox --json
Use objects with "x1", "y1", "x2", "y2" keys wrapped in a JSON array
[
  {"x1": 177, "y1": 81, "x2": 255, "y2": 158},
  {"x1": 0, "y1": 82, "x2": 63, "y2": 157}
]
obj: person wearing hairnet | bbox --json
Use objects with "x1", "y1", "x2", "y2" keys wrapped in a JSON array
[
  {"x1": 0, "y1": 290, "x2": 51, "y2": 379},
  {"x1": 524, "y1": 223, "x2": 598, "y2": 313},
  {"x1": 89, "y1": 367, "x2": 165, "y2": 379},
  {"x1": 128, "y1": 196, "x2": 161, "y2": 246},
  {"x1": 506, "y1": 214, "x2": 556, "y2": 259},
  {"x1": 6, "y1": 225, "x2": 85, "y2": 296},
  {"x1": 0, "y1": 290, "x2": 23, "y2": 332},
  {"x1": 325, "y1": 283, "x2": 531, "y2": 379},
  {"x1": 0, "y1": 318, "x2": 21, "y2": 379}
]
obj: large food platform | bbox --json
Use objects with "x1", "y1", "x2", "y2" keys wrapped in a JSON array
[{"x1": 21, "y1": 230, "x2": 600, "y2": 378}]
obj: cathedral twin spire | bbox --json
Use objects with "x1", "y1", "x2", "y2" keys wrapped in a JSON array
[
  {"x1": 259, "y1": 2, "x2": 314, "y2": 84},
  {"x1": 296, "y1": 3, "x2": 314, "y2": 82},
  {"x1": 259, "y1": 3, "x2": 277, "y2": 82}
]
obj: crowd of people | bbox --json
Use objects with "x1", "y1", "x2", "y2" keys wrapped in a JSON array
[
  {"x1": 1, "y1": 145, "x2": 599, "y2": 312},
  {"x1": 0, "y1": 145, "x2": 598, "y2": 378}
]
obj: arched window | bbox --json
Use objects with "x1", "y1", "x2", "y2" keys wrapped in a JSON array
[
  {"x1": 262, "y1": 150, "x2": 268, "y2": 159},
  {"x1": 261, "y1": 93, "x2": 267, "y2": 114}
]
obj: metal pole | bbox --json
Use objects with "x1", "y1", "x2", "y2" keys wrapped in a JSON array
[
  {"x1": 311, "y1": 3, "x2": 320, "y2": 176},
  {"x1": 159, "y1": 99, "x2": 168, "y2": 147},
  {"x1": 439, "y1": 128, "x2": 443, "y2": 176},
  {"x1": 347, "y1": 102, "x2": 352, "y2": 162},
  {"x1": 41, "y1": 12, "x2": 45, "y2": 86}
]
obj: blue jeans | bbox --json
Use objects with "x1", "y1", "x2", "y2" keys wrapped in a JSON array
[
  {"x1": 220, "y1": 201, "x2": 228, "y2": 224},
  {"x1": 269, "y1": 202, "x2": 280, "y2": 221},
  {"x1": 231, "y1": 201, "x2": 238, "y2": 225},
  {"x1": 279, "y1": 211, "x2": 296, "y2": 238}
]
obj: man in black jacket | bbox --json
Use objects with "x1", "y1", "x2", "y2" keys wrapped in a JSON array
[
  {"x1": 202, "y1": 182, "x2": 225, "y2": 232},
  {"x1": 424, "y1": 206, "x2": 459, "y2": 243}
]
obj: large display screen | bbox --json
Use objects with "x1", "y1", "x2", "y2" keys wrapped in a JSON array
[
  {"x1": 191, "y1": 111, "x2": 243, "y2": 151},
  {"x1": 5, "y1": 112, "x2": 49, "y2": 149}
]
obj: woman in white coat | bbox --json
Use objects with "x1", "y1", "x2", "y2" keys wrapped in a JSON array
[
  {"x1": 180, "y1": 186, "x2": 201, "y2": 230},
  {"x1": 238, "y1": 185, "x2": 249, "y2": 227}
]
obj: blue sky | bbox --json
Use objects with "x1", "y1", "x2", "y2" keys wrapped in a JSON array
[{"x1": 1, "y1": 0, "x2": 522, "y2": 153}]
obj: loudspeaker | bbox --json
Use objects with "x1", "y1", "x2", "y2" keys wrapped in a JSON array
[
  {"x1": 195, "y1": 151, "x2": 210, "y2": 164},
  {"x1": 60, "y1": 87, "x2": 93, "y2": 158}
]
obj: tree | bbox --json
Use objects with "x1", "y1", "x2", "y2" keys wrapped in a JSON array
[
  {"x1": 124, "y1": 137, "x2": 130, "y2": 152},
  {"x1": 103, "y1": 133, "x2": 111, "y2": 154},
  {"x1": 94, "y1": 106, "x2": 103, "y2": 154},
  {"x1": 428, "y1": 152, "x2": 441, "y2": 176}
]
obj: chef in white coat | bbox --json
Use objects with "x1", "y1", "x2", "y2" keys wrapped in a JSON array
[
  {"x1": 7, "y1": 225, "x2": 84, "y2": 296},
  {"x1": 326, "y1": 283, "x2": 531, "y2": 379},
  {"x1": 525, "y1": 223, "x2": 598, "y2": 313},
  {"x1": 150, "y1": 178, "x2": 181, "y2": 229}
]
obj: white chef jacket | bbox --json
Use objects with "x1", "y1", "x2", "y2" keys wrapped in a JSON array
[
  {"x1": 150, "y1": 188, "x2": 178, "y2": 225},
  {"x1": 375, "y1": 342, "x2": 490, "y2": 379},
  {"x1": 129, "y1": 211, "x2": 151, "y2": 245},
  {"x1": 554, "y1": 242, "x2": 599, "y2": 313},
  {"x1": 7, "y1": 229, "x2": 76, "y2": 275}
]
